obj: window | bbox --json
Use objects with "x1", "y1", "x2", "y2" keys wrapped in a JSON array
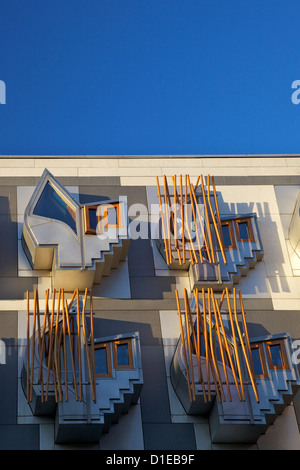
[
  {"x1": 221, "y1": 221, "x2": 236, "y2": 248},
  {"x1": 250, "y1": 343, "x2": 268, "y2": 378},
  {"x1": 84, "y1": 202, "x2": 122, "y2": 235},
  {"x1": 94, "y1": 343, "x2": 112, "y2": 378},
  {"x1": 265, "y1": 340, "x2": 289, "y2": 371},
  {"x1": 100, "y1": 203, "x2": 122, "y2": 231},
  {"x1": 33, "y1": 182, "x2": 77, "y2": 234},
  {"x1": 112, "y1": 339, "x2": 134, "y2": 369},
  {"x1": 84, "y1": 205, "x2": 99, "y2": 234},
  {"x1": 234, "y1": 218, "x2": 255, "y2": 242}
]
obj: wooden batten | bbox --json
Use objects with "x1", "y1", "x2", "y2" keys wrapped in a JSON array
[
  {"x1": 176, "y1": 287, "x2": 260, "y2": 404},
  {"x1": 156, "y1": 174, "x2": 227, "y2": 268},
  {"x1": 26, "y1": 287, "x2": 97, "y2": 405}
]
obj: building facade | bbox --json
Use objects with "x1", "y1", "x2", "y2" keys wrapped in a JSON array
[{"x1": 0, "y1": 154, "x2": 300, "y2": 450}]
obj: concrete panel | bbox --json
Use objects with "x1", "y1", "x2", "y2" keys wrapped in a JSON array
[
  {"x1": 143, "y1": 423, "x2": 196, "y2": 450},
  {"x1": 130, "y1": 276, "x2": 176, "y2": 299},
  {"x1": 257, "y1": 405, "x2": 300, "y2": 450},
  {"x1": 0, "y1": 424, "x2": 39, "y2": 449},
  {"x1": 99, "y1": 404, "x2": 144, "y2": 450},
  {"x1": 140, "y1": 346, "x2": 171, "y2": 424}
]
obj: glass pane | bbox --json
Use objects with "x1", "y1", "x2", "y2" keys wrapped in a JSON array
[
  {"x1": 94, "y1": 347, "x2": 108, "y2": 375},
  {"x1": 116, "y1": 343, "x2": 129, "y2": 366},
  {"x1": 105, "y1": 206, "x2": 118, "y2": 226},
  {"x1": 33, "y1": 182, "x2": 77, "y2": 234},
  {"x1": 222, "y1": 224, "x2": 232, "y2": 246},
  {"x1": 238, "y1": 222, "x2": 249, "y2": 240},
  {"x1": 88, "y1": 208, "x2": 98, "y2": 230},
  {"x1": 269, "y1": 344, "x2": 283, "y2": 367},
  {"x1": 251, "y1": 347, "x2": 263, "y2": 376}
]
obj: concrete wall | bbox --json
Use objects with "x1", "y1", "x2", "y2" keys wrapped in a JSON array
[{"x1": 0, "y1": 155, "x2": 300, "y2": 449}]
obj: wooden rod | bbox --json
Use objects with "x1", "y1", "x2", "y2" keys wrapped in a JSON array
[
  {"x1": 238, "y1": 289, "x2": 255, "y2": 380},
  {"x1": 163, "y1": 175, "x2": 172, "y2": 264},
  {"x1": 184, "y1": 175, "x2": 197, "y2": 264},
  {"x1": 200, "y1": 175, "x2": 215, "y2": 263},
  {"x1": 38, "y1": 290, "x2": 50, "y2": 402},
  {"x1": 65, "y1": 298, "x2": 78, "y2": 400},
  {"x1": 226, "y1": 288, "x2": 245, "y2": 400},
  {"x1": 179, "y1": 175, "x2": 186, "y2": 263},
  {"x1": 89, "y1": 289, "x2": 96, "y2": 401},
  {"x1": 26, "y1": 291, "x2": 30, "y2": 403},
  {"x1": 61, "y1": 290, "x2": 68, "y2": 402},
  {"x1": 187, "y1": 175, "x2": 203, "y2": 263},
  {"x1": 212, "y1": 175, "x2": 226, "y2": 263},
  {"x1": 76, "y1": 288, "x2": 83, "y2": 401},
  {"x1": 156, "y1": 176, "x2": 170, "y2": 265},
  {"x1": 207, "y1": 289, "x2": 223, "y2": 402},
  {"x1": 201, "y1": 288, "x2": 211, "y2": 401},
  {"x1": 35, "y1": 290, "x2": 45, "y2": 403},
  {"x1": 194, "y1": 175, "x2": 201, "y2": 193},
  {"x1": 172, "y1": 175, "x2": 182, "y2": 264},
  {"x1": 54, "y1": 289, "x2": 63, "y2": 401},
  {"x1": 210, "y1": 290, "x2": 232, "y2": 401},
  {"x1": 206, "y1": 175, "x2": 227, "y2": 264},
  {"x1": 189, "y1": 181, "x2": 211, "y2": 263},
  {"x1": 194, "y1": 289, "x2": 207, "y2": 402},
  {"x1": 183, "y1": 288, "x2": 196, "y2": 401},
  {"x1": 82, "y1": 289, "x2": 96, "y2": 403},
  {"x1": 213, "y1": 293, "x2": 242, "y2": 401},
  {"x1": 29, "y1": 290, "x2": 37, "y2": 402},
  {"x1": 233, "y1": 289, "x2": 259, "y2": 403},
  {"x1": 175, "y1": 290, "x2": 193, "y2": 402},
  {"x1": 46, "y1": 289, "x2": 56, "y2": 401}
]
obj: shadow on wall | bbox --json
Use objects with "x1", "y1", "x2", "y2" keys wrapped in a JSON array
[
  {"x1": 217, "y1": 193, "x2": 290, "y2": 294},
  {"x1": 0, "y1": 196, "x2": 37, "y2": 300}
]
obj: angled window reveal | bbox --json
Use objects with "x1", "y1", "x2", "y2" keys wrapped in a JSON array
[
  {"x1": 33, "y1": 181, "x2": 77, "y2": 234},
  {"x1": 113, "y1": 339, "x2": 134, "y2": 369},
  {"x1": 234, "y1": 217, "x2": 255, "y2": 242},
  {"x1": 266, "y1": 339, "x2": 289, "y2": 371}
]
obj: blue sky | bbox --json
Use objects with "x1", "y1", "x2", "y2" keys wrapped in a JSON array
[{"x1": 0, "y1": 0, "x2": 300, "y2": 156}]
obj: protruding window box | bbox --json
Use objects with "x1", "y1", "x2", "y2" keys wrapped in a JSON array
[
  {"x1": 171, "y1": 330, "x2": 300, "y2": 444},
  {"x1": 21, "y1": 289, "x2": 143, "y2": 444},
  {"x1": 22, "y1": 169, "x2": 130, "y2": 291}
]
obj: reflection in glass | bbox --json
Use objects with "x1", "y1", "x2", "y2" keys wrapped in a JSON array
[
  {"x1": 269, "y1": 344, "x2": 283, "y2": 367},
  {"x1": 33, "y1": 182, "x2": 77, "y2": 234},
  {"x1": 94, "y1": 347, "x2": 108, "y2": 375},
  {"x1": 222, "y1": 224, "x2": 232, "y2": 247},
  {"x1": 238, "y1": 222, "x2": 249, "y2": 240},
  {"x1": 117, "y1": 343, "x2": 129, "y2": 366},
  {"x1": 251, "y1": 347, "x2": 263, "y2": 376}
]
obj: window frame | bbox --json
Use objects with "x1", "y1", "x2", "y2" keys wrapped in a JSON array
[
  {"x1": 84, "y1": 202, "x2": 122, "y2": 235},
  {"x1": 83, "y1": 205, "x2": 100, "y2": 235},
  {"x1": 265, "y1": 339, "x2": 289, "y2": 371},
  {"x1": 234, "y1": 217, "x2": 255, "y2": 242},
  {"x1": 94, "y1": 342, "x2": 112, "y2": 378},
  {"x1": 112, "y1": 339, "x2": 134, "y2": 370},
  {"x1": 99, "y1": 203, "x2": 122, "y2": 231},
  {"x1": 250, "y1": 342, "x2": 269, "y2": 379},
  {"x1": 221, "y1": 220, "x2": 237, "y2": 249}
]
